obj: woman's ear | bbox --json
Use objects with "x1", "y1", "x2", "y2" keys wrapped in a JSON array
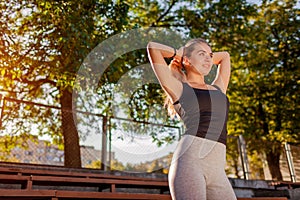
[
  {"x1": 182, "y1": 56, "x2": 187, "y2": 64},
  {"x1": 182, "y1": 56, "x2": 191, "y2": 66}
]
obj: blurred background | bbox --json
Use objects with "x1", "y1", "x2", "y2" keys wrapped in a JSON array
[{"x1": 0, "y1": 0, "x2": 299, "y2": 182}]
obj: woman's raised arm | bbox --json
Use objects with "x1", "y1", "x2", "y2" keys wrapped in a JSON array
[
  {"x1": 211, "y1": 51, "x2": 231, "y2": 93},
  {"x1": 147, "y1": 42, "x2": 183, "y2": 103}
]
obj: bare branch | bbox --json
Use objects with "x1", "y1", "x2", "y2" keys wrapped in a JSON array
[{"x1": 151, "y1": 0, "x2": 177, "y2": 26}]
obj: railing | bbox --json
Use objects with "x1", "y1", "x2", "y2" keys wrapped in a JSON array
[
  {"x1": 0, "y1": 95, "x2": 181, "y2": 172},
  {"x1": 0, "y1": 95, "x2": 299, "y2": 183}
]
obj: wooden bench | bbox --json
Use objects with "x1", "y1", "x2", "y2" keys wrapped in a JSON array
[
  {"x1": 0, "y1": 165, "x2": 169, "y2": 187},
  {"x1": 0, "y1": 189, "x2": 171, "y2": 200},
  {"x1": 0, "y1": 189, "x2": 57, "y2": 200},
  {"x1": 0, "y1": 165, "x2": 171, "y2": 199},
  {"x1": 55, "y1": 191, "x2": 171, "y2": 199},
  {"x1": 0, "y1": 165, "x2": 290, "y2": 200},
  {"x1": 30, "y1": 174, "x2": 169, "y2": 193},
  {"x1": 0, "y1": 165, "x2": 166, "y2": 181},
  {"x1": 0, "y1": 189, "x2": 288, "y2": 200},
  {"x1": 0, "y1": 174, "x2": 31, "y2": 189}
]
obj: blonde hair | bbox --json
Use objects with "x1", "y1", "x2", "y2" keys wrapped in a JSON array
[{"x1": 164, "y1": 38, "x2": 210, "y2": 118}]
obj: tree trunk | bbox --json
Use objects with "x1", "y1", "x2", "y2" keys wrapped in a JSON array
[
  {"x1": 266, "y1": 150, "x2": 283, "y2": 181},
  {"x1": 258, "y1": 102, "x2": 283, "y2": 180},
  {"x1": 234, "y1": 159, "x2": 241, "y2": 179},
  {"x1": 60, "y1": 87, "x2": 82, "y2": 168}
]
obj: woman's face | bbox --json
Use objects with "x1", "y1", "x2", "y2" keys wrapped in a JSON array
[{"x1": 186, "y1": 43, "x2": 213, "y2": 76}]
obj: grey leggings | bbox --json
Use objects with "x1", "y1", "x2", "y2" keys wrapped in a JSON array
[{"x1": 168, "y1": 135, "x2": 237, "y2": 200}]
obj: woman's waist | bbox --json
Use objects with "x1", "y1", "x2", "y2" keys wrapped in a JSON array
[
  {"x1": 172, "y1": 135, "x2": 227, "y2": 163},
  {"x1": 183, "y1": 125, "x2": 228, "y2": 145}
]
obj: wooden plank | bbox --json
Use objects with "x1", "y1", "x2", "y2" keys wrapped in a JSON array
[
  {"x1": 0, "y1": 189, "x2": 56, "y2": 197},
  {"x1": 30, "y1": 175, "x2": 168, "y2": 188},
  {"x1": 0, "y1": 174, "x2": 29, "y2": 181},
  {"x1": 111, "y1": 183, "x2": 116, "y2": 192},
  {"x1": 55, "y1": 190, "x2": 172, "y2": 200},
  {"x1": 0, "y1": 166, "x2": 167, "y2": 182},
  {"x1": 0, "y1": 174, "x2": 31, "y2": 189}
]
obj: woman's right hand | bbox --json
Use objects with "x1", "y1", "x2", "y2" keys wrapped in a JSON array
[{"x1": 175, "y1": 46, "x2": 184, "y2": 60}]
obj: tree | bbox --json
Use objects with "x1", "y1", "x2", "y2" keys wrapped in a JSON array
[
  {"x1": 238, "y1": 0, "x2": 300, "y2": 180},
  {"x1": 0, "y1": 0, "x2": 185, "y2": 168},
  {"x1": 218, "y1": 0, "x2": 299, "y2": 180},
  {"x1": 0, "y1": 0, "x2": 132, "y2": 168}
]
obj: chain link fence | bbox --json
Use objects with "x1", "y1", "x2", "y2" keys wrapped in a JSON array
[
  {"x1": 0, "y1": 95, "x2": 181, "y2": 172},
  {"x1": 0, "y1": 95, "x2": 299, "y2": 180}
]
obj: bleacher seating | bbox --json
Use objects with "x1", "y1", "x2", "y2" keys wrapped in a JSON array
[{"x1": 0, "y1": 163, "x2": 291, "y2": 200}]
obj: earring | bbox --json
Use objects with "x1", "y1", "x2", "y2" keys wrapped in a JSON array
[
  {"x1": 183, "y1": 60, "x2": 191, "y2": 66},
  {"x1": 181, "y1": 66, "x2": 186, "y2": 73}
]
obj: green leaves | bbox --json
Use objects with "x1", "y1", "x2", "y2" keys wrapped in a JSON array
[{"x1": 0, "y1": 0, "x2": 299, "y2": 173}]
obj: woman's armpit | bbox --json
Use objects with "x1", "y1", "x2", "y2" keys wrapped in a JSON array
[{"x1": 162, "y1": 83, "x2": 183, "y2": 104}]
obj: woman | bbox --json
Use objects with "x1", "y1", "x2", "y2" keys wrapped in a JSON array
[{"x1": 147, "y1": 39, "x2": 237, "y2": 200}]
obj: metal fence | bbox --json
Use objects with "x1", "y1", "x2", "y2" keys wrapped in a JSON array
[
  {"x1": 0, "y1": 94, "x2": 181, "y2": 171},
  {"x1": 0, "y1": 94, "x2": 298, "y2": 182},
  {"x1": 225, "y1": 135, "x2": 299, "y2": 182}
]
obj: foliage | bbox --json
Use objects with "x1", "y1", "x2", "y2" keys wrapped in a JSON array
[
  {"x1": 0, "y1": 0, "x2": 135, "y2": 167},
  {"x1": 0, "y1": 0, "x2": 299, "y2": 178},
  {"x1": 85, "y1": 159, "x2": 126, "y2": 171},
  {"x1": 228, "y1": 0, "x2": 300, "y2": 180}
]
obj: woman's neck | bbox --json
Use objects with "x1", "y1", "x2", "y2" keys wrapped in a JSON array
[{"x1": 186, "y1": 73, "x2": 206, "y2": 87}]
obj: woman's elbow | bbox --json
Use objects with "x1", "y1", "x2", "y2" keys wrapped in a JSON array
[
  {"x1": 147, "y1": 41, "x2": 155, "y2": 49},
  {"x1": 223, "y1": 51, "x2": 230, "y2": 58}
]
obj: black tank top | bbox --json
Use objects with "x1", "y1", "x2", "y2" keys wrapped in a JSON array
[{"x1": 173, "y1": 83, "x2": 229, "y2": 145}]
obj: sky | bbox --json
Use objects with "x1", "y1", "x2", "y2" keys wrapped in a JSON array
[{"x1": 81, "y1": 122, "x2": 180, "y2": 165}]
